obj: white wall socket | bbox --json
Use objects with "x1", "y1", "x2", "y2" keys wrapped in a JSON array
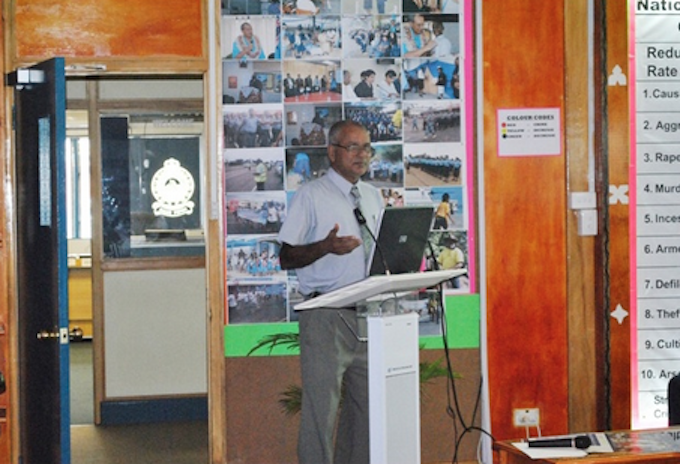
[
  {"x1": 513, "y1": 408, "x2": 540, "y2": 427},
  {"x1": 577, "y1": 209, "x2": 598, "y2": 236}
]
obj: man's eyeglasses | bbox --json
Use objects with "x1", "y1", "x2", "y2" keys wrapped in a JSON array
[{"x1": 332, "y1": 143, "x2": 376, "y2": 157}]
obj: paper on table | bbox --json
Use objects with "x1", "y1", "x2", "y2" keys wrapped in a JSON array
[{"x1": 512, "y1": 442, "x2": 588, "y2": 459}]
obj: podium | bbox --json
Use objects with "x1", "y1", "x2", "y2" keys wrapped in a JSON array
[{"x1": 295, "y1": 269, "x2": 466, "y2": 464}]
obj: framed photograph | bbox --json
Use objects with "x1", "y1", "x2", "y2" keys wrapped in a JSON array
[
  {"x1": 280, "y1": 0, "x2": 341, "y2": 15},
  {"x1": 284, "y1": 103, "x2": 342, "y2": 146},
  {"x1": 222, "y1": 16, "x2": 279, "y2": 61},
  {"x1": 423, "y1": 230, "x2": 468, "y2": 290},
  {"x1": 403, "y1": 57, "x2": 460, "y2": 101},
  {"x1": 224, "y1": 147, "x2": 285, "y2": 192},
  {"x1": 226, "y1": 191, "x2": 287, "y2": 234},
  {"x1": 343, "y1": 0, "x2": 401, "y2": 15},
  {"x1": 227, "y1": 282, "x2": 288, "y2": 324},
  {"x1": 221, "y1": 0, "x2": 279, "y2": 15},
  {"x1": 343, "y1": 15, "x2": 401, "y2": 59},
  {"x1": 284, "y1": 147, "x2": 332, "y2": 191},
  {"x1": 222, "y1": 60, "x2": 282, "y2": 104},
  {"x1": 380, "y1": 187, "x2": 406, "y2": 207},
  {"x1": 361, "y1": 143, "x2": 404, "y2": 189},
  {"x1": 402, "y1": 14, "x2": 459, "y2": 59},
  {"x1": 283, "y1": 59, "x2": 342, "y2": 103},
  {"x1": 342, "y1": 58, "x2": 403, "y2": 101},
  {"x1": 402, "y1": 186, "x2": 465, "y2": 229},
  {"x1": 403, "y1": 0, "x2": 459, "y2": 14},
  {"x1": 403, "y1": 99, "x2": 461, "y2": 143},
  {"x1": 404, "y1": 143, "x2": 465, "y2": 187},
  {"x1": 282, "y1": 16, "x2": 342, "y2": 60},
  {"x1": 223, "y1": 104, "x2": 284, "y2": 149},
  {"x1": 226, "y1": 234, "x2": 286, "y2": 282},
  {"x1": 344, "y1": 101, "x2": 403, "y2": 143}
]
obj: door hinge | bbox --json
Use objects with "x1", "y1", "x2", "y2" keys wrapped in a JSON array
[{"x1": 6, "y1": 68, "x2": 45, "y2": 89}]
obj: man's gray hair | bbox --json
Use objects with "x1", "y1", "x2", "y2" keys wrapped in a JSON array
[{"x1": 328, "y1": 120, "x2": 368, "y2": 145}]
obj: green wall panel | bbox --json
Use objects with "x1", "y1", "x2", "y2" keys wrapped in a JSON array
[{"x1": 225, "y1": 294, "x2": 480, "y2": 357}]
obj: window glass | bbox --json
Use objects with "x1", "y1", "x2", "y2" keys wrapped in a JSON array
[
  {"x1": 101, "y1": 113, "x2": 205, "y2": 258},
  {"x1": 65, "y1": 108, "x2": 92, "y2": 239}
]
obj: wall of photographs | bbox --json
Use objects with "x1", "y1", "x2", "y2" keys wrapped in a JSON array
[{"x1": 221, "y1": 0, "x2": 475, "y2": 336}]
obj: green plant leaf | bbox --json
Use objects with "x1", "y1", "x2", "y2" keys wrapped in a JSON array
[
  {"x1": 256, "y1": 334, "x2": 460, "y2": 415},
  {"x1": 279, "y1": 384, "x2": 302, "y2": 416},
  {"x1": 247, "y1": 332, "x2": 300, "y2": 356}
]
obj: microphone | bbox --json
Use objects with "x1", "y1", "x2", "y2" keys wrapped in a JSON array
[
  {"x1": 527, "y1": 435, "x2": 592, "y2": 450},
  {"x1": 353, "y1": 207, "x2": 390, "y2": 275},
  {"x1": 353, "y1": 207, "x2": 367, "y2": 226}
]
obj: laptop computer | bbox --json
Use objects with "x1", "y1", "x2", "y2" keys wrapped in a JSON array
[{"x1": 366, "y1": 206, "x2": 435, "y2": 276}]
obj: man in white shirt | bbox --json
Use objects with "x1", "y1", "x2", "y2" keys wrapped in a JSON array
[
  {"x1": 375, "y1": 69, "x2": 400, "y2": 100},
  {"x1": 278, "y1": 120, "x2": 382, "y2": 464},
  {"x1": 432, "y1": 21, "x2": 453, "y2": 57},
  {"x1": 402, "y1": 14, "x2": 436, "y2": 58},
  {"x1": 342, "y1": 70, "x2": 359, "y2": 101}
]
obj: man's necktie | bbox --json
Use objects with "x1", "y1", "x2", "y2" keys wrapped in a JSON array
[{"x1": 350, "y1": 185, "x2": 373, "y2": 259}]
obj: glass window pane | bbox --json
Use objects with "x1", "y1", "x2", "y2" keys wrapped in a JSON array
[
  {"x1": 77, "y1": 138, "x2": 92, "y2": 239},
  {"x1": 101, "y1": 113, "x2": 205, "y2": 258},
  {"x1": 65, "y1": 138, "x2": 75, "y2": 238}
]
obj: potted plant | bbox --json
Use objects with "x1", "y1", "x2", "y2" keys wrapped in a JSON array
[{"x1": 248, "y1": 331, "x2": 456, "y2": 416}]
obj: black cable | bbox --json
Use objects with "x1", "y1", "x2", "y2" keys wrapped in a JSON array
[
  {"x1": 597, "y1": 0, "x2": 612, "y2": 430},
  {"x1": 426, "y1": 239, "x2": 495, "y2": 463},
  {"x1": 354, "y1": 207, "x2": 390, "y2": 275}
]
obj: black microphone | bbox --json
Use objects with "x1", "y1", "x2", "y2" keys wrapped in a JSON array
[
  {"x1": 353, "y1": 207, "x2": 390, "y2": 275},
  {"x1": 353, "y1": 207, "x2": 367, "y2": 226},
  {"x1": 527, "y1": 435, "x2": 592, "y2": 450}
]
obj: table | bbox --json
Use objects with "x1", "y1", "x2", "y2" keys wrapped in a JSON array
[{"x1": 494, "y1": 428, "x2": 680, "y2": 464}]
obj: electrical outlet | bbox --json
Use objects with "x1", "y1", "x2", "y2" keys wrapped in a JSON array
[
  {"x1": 577, "y1": 209, "x2": 598, "y2": 236},
  {"x1": 513, "y1": 408, "x2": 540, "y2": 427}
]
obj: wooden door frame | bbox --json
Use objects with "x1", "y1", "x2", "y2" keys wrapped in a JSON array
[
  {"x1": 1, "y1": 26, "x2": 16, "y2": 464},
  {"x1": 81, "y1": 75, "x2": 226, "y2": 461},
  {"x1": 2, "y1": 71, "x2": 226, "y2": 463},
  {"x1": 1, "y1": 0, "x2": 227, "y2": 462},
  {"x1": 564, "y1": 0, "x2": 607, "y2": 433}
]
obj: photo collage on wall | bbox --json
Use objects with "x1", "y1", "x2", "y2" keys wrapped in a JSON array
[{"x1": 221, "y1": 0, "x2": 470, "y2": 327}]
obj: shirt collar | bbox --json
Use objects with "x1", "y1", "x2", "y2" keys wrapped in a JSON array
[{"x1": 327, "y1": 167, "x2": 358, "y2": 198}]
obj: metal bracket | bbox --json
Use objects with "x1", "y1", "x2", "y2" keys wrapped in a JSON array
[{"x1": 6, "y1": 68, "x2": 45, "y2": 89}]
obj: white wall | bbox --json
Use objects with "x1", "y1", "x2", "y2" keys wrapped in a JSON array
[{"x1": 103, "y1": 268, "x2": 207, "y2": 397}]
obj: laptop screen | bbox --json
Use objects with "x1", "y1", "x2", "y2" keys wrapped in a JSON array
[{"x1": 366, "y1": 206, "x2": 435, "y2": 276}]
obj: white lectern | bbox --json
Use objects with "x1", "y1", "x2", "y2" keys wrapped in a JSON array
[{"x1": 295, "y1": 269, "x2": 466, "y2": 464}]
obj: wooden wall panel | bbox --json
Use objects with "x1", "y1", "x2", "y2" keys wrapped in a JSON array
[
  {"x1": 225, "y1": 350, "x2": 481, "y2": 463},
  {"x1": 606, "y1": 0, "x2": 632, "y2": 431},
  {"x1": 565, "y1": 0, "x2": 600, "y2": 434},
  {"x1": 11, "y1": 0, "x2": 203, "y2": 60},
  {"x1": 483, "y1": 0, "x2": 569, "y2": 440},
  {"x1": 0, "y1": 0, "x2": 11, "y2": 462}
]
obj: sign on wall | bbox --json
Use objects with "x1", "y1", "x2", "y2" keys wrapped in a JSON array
[
  {"x1": 221, "y1": 0, "x2": 476, "y2": 343},
  {"x1": 496, "y1": 107, "x2": 561, "y2": 157},
  {"x1": 631, "y1": 1, "x2": 680, "y2": 429}
]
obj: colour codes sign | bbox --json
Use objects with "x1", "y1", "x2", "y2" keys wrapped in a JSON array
[{"x1": 496, "y1": 108, "x2": 561, "y2": 157}]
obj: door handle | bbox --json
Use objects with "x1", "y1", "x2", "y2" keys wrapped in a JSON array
[
  {"x1": 36, "y1": 330, "x2": 59, "y2": 340},
  {"x1": 0, "y1": 371, "x2": 5, "y2": 394},
  {"x1": 36, "y1": 328, "x2": 68, "y2": 343}
]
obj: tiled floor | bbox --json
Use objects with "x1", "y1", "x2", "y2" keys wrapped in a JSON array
[{"x1": 70, "y1": 341, "x2": 208, "y2": 464}]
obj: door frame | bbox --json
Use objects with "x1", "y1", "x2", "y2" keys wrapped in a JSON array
[{"x1": 3, "y1": 62, "x2": 227, "y2": 464}]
